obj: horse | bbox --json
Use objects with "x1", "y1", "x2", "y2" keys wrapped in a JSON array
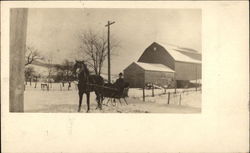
[{"x1": 73, "y1": 60, "x2": 104, "y2": 112}]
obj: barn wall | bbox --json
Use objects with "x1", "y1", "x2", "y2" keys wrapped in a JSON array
[
  {"x1": 175, "y1": 61, "x2": 202, "y2": 80},
  {"x1": 137, "y1": 42, "x2": 175, "y2": 70},
  {"x1": 145, "y1": 71, "x2": 174, "y2": 86},
  {"x1": 124, "y1": 63, "x2": 145, "y2": 88}
]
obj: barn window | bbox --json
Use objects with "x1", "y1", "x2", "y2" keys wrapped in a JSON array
[{"x1": 153, "y1": 47, "x2": 157, "y2": 51}]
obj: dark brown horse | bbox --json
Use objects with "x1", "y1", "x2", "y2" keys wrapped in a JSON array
[{"x1": 73, "y1": 60, "x2": 104, "y2": 112}]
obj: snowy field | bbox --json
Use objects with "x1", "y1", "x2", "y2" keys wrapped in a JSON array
[{"x1": 24, "y1": 82, "x2": 201, "y2": 113}]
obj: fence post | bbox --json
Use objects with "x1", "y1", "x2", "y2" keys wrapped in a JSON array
[
  {"x1": 152, "y1": 83, "x2": 154, "y2": 97},
  {"x1": 179, "y1": 93, "x2": 182, "y2": 105},
  {"x1": 142, "y1": 86, "x2": 145, "y2": 102},
  {"x1": 167, "y1": 92, "x2": 170, "y2": 104},
  {"x1": 174, "y1": 80, "x2": 177, "y2": 93}
]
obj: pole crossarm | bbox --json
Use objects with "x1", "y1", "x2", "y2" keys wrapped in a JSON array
[{"x1": 105, "y1": 21, "x2": 115, "y2": 27}]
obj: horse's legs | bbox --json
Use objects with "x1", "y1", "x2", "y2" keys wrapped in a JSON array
[
  {"x1": 123, "y1": 98, "x2": 128, "y2": 105},
  {"x1": 118, "y1": 99, "x2": 122, "y2": 106},
  {"x1": 99, "y1": 93, "x2": 103, "y2": 110},
  {"x1": 95, "y1": 92, "x2": 102, "y2": 110},
  {"x1": 95, "y1": 93, "x2": 99, "y2": 109},
  {"x1": 78, "y1": 92, "x2": 83, "y2": 112},
  {"x1": 86, "y1": 92, "x2": 90, "y2": 113},
  {"x1": 100, "y1": 94, "x2": 104, "y2": 105}
]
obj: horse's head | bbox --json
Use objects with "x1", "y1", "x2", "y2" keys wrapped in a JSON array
[{"x1": 73, "y1": 60, "x2": 89, "y2": 79}]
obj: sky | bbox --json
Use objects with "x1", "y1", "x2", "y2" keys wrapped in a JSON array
[{"x1": 26, "y1": 8, "x2": 201, "y2": 75}]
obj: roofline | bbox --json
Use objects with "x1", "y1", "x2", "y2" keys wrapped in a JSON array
[
  {"x1": 133, "y1": 62, "x2": 146, "y2": 71},
  {"x1": 155, "y1": 42, "x2": 201, "y2": 55},
  {"x1": 175, "y1": 60, "x2": 202, "y2": 64},
  {"x1": 144, "y1": 70, "x2": 175, "y2": 73},
  {"x1": 134, "y1": 61, "x2": 175, "y2": 72},
  {"x1": 123, "y1": 62, "x2": 136, "y2": 71},
  {"x1": 153, "y1": 42, "x2": 202, "y2": 63},
  {"x1": 173, "y1": 49, "x2": 202, "y2": 55},
  {"x1": 153, "y1": 42, "x2": 176, "y2": 60}
]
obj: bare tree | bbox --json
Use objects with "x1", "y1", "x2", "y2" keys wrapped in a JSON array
[
  {"x1": 56, "y1": 59, "x2": 74, "y2": 90},
  {"x1": 78, "y1": 29, "x2": 119, "y2": 75},
  {"x1": 24, "y1": 66, "x2": 35, "y2": 85},
  {"x1": 25, "y1": 46, "x2": 44, "y2": 66},
  {"x1": 46, "y1": 56, "x2": 54, "y2": 88}
]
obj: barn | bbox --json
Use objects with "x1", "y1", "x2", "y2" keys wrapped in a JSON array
[
  {"x1": 124, "y1": 62, "x2": 175, "y2": 88},
  {"x1": 124, "y1": 42, "x2": 201, "y2": 88}
]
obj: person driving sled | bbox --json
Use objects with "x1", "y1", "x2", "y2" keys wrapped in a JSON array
[{"x1": 114, "y1": 72, "x2": 125, "y2": 95}]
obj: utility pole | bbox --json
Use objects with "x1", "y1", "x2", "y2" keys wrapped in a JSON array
[
  {"x1": 10, "y1": 8, "x2": 28, "y2": 112},
  {"x1": 195, "y1": 64, "x2": 198, "y2": 91},
  {"x1": 105, "y1": 21, "x2": 115, "y2": 83}
]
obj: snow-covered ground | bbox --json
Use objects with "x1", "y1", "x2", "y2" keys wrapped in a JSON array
[{"x1": 24, "y1": 82, "x2": 201, "y2": 113}]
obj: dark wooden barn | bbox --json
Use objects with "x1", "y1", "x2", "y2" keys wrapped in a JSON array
[
  {"x1": 124, "y1": 62, "x2": 175, "y2": 88},
  {"x1": 137, "y1": 42, "x2": 202, "y2": 81}
]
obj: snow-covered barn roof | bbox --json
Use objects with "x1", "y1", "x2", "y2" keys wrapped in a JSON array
[
  {"x1": 156, "y1": 42, "x2": 201, "y2": 64},
  {"x1": 134, "y1": 62, "x2": 175, "y2": 72}
]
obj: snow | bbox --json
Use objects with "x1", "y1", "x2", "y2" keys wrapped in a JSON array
[
  {"x1": 135, "y1": 62, "x2": 175, "y2": 72},
  {"x1": 157, "y1": 42, "x2": 201, "y2": 64},
  {"x1": 167, "y1": 49, "x2": 201, "y2": 64},
  {"x1": 24, "y1": 82, "x2": 201, "y2": 113}
]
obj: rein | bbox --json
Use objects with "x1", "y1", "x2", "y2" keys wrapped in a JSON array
[{"x1": 86, "y1": 83, "x2": 118, "y2": 91}]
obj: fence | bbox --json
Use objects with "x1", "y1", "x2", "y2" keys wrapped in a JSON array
[
  {"x1": 24, "y1": 81, "x2": 201, "y2": 106},
  {"x1": 139, "y1": 84, "x2": 201, "y2": 105},
  {"x1": 24, "y1": 82, "x2": 78, "y2": 91}
]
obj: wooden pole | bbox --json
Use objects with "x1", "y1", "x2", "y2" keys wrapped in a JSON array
[
  {"x1": 34, "y1": 76, "x2": 37, "y2": 88},
  {"x1": 9, "y1": 8, "x2": 28, "y2": 112},
  {"x1": 167, "y1": 92, "x2": 170, "y2": 104},
  {"x1": 143, "y1": 87, "x2": 145, "y2": 102},
  {"x1": 195, "y1": 64, "x2": 198, "y2": 91},
  {"x1": 152, "y1": 83, "x2": 154, "y2": 97},
  {"x1": 105, "y1": 21, "x2": 115, "y2": 83},
  {"x1": 174, "y1": 80, "x2": 177, "y2": 94},
  {"x1": 179, "y1": 93, "x2": 182, "y2": 105},
  {"x1": 29, "y1": 78, "x2": 32, "y2": 86},
  {"x1": 107, "y1": 21, "x2": 110, "y2": 83}
]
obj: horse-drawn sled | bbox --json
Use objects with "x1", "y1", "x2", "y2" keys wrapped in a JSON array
[
  {"x1": 85, "y1": 83, "x2": 129, "y2": 106},
  {"x1": 101, "y1": 83, "x2": 129, "y2": 106},
  {"x1": 73, "y1": 60, "x2": 129, "y2": 112}
]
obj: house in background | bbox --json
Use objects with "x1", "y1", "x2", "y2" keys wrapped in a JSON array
[
  {"x1": 25, "y1": 60, "x2": 58, "y2": 82},
  {"x1": 124, "y1": 42, "x2": 202, "y2": 88}
]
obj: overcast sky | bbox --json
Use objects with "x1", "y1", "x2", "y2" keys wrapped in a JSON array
[{"x1": 26, "y1": 8, "x2": 201, "y2": 75}]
